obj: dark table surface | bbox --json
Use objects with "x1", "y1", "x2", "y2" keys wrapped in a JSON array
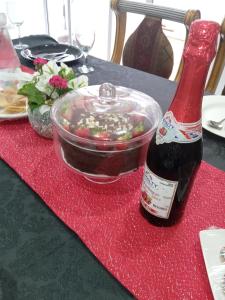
[{"x1": 0, "y1": 35, "x2": 225, "y2": 300}]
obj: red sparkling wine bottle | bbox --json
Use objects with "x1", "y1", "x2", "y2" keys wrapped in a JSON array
[{"x1": 140, "y1": 20, "x2": 220, "y2": 226}]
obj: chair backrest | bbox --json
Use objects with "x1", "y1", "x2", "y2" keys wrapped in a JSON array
[
  {"x1": 110, "y1": 0, "x2": 200, "y2": 81},
  {"x1": 206, "y1": 16, "x2": 225, "y2": 93}
]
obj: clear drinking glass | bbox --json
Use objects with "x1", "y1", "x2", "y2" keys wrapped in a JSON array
[
  {"x1": 74, "y1": 29, "x2": 95, "y2": 74},
  {"x1": 7, "y1": 1, "x2": 28, "y2": 50}
]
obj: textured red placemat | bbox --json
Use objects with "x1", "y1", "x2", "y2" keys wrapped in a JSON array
[{"x1": 0, "y1": 120, "x2": 224, "y2": 300}]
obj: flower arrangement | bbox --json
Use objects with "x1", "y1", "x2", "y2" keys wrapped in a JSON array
[{"x1": 18, "y1": 58, "x2": 88, "y2": 111}]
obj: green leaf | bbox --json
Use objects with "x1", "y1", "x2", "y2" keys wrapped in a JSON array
[
  {"x1": 18, "y1": 83, "x2": 46, "y2": 111},
  {"x1": 118, "y1": 132, "x2": 132, "y2": 141},
  {"x1": 56, "y1": 87, "x2": 73, "y2": 97},
  {"x1": 134, "y1": 122, "x2": 144, "y2": 133},
  {"x1": 91, "y1": 128, "x2": 102, "y2": 135},
  {"x1": 58, "y1": 68, "x2": 75, "y2": 81}
]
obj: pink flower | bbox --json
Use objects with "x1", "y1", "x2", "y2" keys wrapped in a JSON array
[
  {"x1": 33, "y1": 57, "x2": 48, "y2": 66},
  {"x1": 49, "y1": 75, "x2": 68, "y2": 89}
]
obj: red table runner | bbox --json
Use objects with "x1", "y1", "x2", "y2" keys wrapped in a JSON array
[{"x1": 0, "y1": 119, "x2": 224, "y2": 300}]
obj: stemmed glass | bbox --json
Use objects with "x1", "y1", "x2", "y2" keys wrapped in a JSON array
[
  {"x1": 7, "y1": 1, "x2": 28, "y2": 50},
  {"x1": 74, "y1": 29, "x2": 95, "y2": 74}
]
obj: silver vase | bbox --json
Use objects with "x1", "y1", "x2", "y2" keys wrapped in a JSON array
[{"x1": 27, "y1": 105, "x2": 53, "y2": 139}]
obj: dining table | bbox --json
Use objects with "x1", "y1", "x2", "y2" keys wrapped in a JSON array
[{"x1": 0, "y1": 35, "x2": 225, "y2": 300}]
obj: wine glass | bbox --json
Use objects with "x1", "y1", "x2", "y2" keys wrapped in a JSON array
[
  {"x1": 74, "y1": 29, "x2": 95, "y2": 74},
  {"x1": 7, "y1": 1, "x2": 28, "y2": 50}
]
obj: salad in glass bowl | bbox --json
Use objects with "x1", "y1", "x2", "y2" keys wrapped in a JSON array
[{"x1": 51, "y1": 83, "x2": 162, "y2": 183}]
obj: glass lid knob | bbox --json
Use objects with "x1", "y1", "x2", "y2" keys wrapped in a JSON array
[{"x1": 99, "y1": 83, "x2": 116, "y2": 105}]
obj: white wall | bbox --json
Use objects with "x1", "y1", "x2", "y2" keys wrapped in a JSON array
[
  {"x1": 69, "y1": 0, "x2": 110, "y2": 59},
  {"x1": 1, "y1": 0, "x2": 47, "y2": 37},
  {"x1": 154, "y1": 0, "x2": 225, "y2": 93}
]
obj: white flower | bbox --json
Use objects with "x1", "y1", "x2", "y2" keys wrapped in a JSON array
[
  {"x1": 41, "y1": 61, "x2": 60, "y2": 75},
  {"x1": 60, "y1": 62, "x2": 71, "y2": 75},
  {"x1": 68, "y1": 75, "x2": 88, "y2": 89},
  {"x1": 35, "y1": 74, "x2": 51, "y2": 92}
]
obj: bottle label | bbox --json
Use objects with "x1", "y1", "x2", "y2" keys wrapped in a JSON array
[
  {"x1": 141, "y1": 164, "x2": 178, "y2": 219},
  {"x1": 156, "y1": 111, "x2": 202, "y2": 145}
]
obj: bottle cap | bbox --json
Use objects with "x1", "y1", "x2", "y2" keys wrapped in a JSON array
[{"x1": 184, "y1": 20, "x2": 220, "y2": 63}]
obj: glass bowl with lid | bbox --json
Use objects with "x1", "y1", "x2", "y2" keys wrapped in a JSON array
[{"x1": 51, "y1": 83, "x2": 162, "y2": 183}]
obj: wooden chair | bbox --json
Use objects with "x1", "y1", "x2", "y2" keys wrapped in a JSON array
[
  {"x1": 222, "y1": 85, "x2": 225, "y2": 95},
  {"x1": 110, "y1": 0, "x2": 200, "y2": 82},
  {"x1": 206, "y1": 16, "x2": 225, "y2": 93}
]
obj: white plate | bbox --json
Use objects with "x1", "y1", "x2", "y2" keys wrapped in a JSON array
[
  {"x1": 199, "y1": 229, "x2": 225, "y2": 300},
  {"x1": 21, "y1": 44, "x2": 82, "y2": 64},
  {"x1": 202, "y1": 95, "x2": 225, "y2": 138},
  {"x1": 0, "y1": 109, "x2": 27, "y2": 120}
]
